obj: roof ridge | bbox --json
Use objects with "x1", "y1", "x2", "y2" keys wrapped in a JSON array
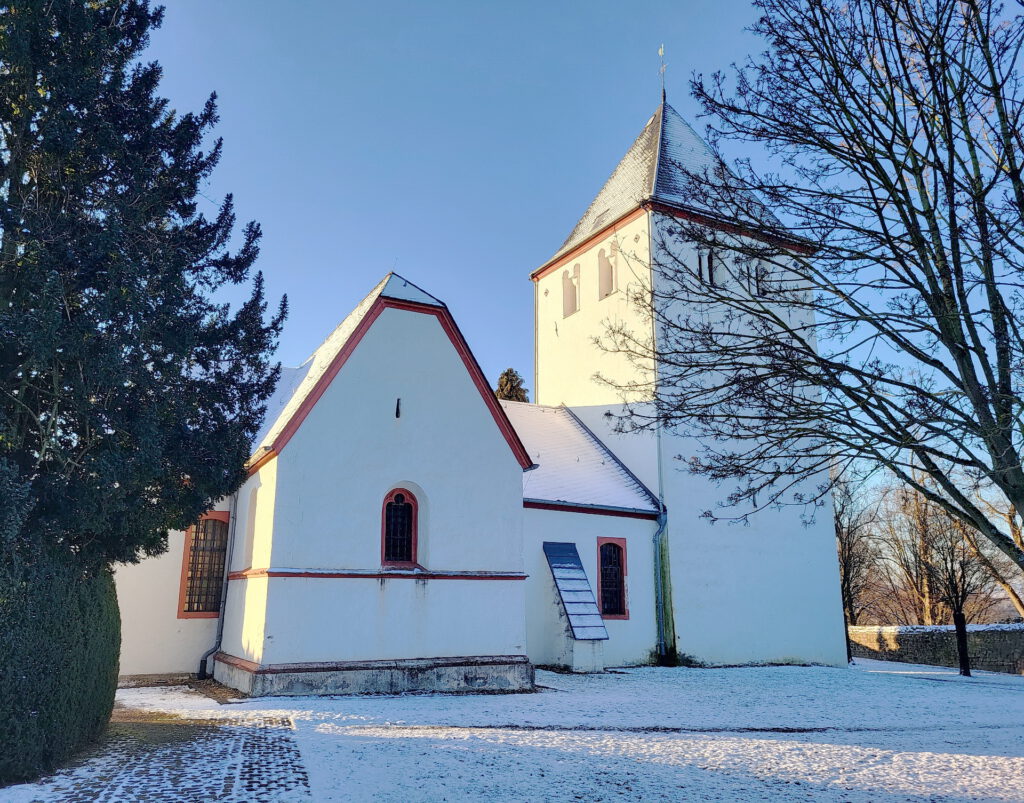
[
  {"x1": 652, "y1": 97, "x2": 667, "y2": 205},
  {"x1": 383, "y1": 272, "x2": 446, "y2": 307},
  {"x1": 500, "y1": 400, "x2": 566, "y2": 412},
  {"x1": 297, "y1": 274, "x2": 391, "y2": 367},
  {"x1": 546, "y1": 105, "x2": 663, "y2": 264},
  {"x1": 561, "y1": 406, "x2": 661, "y2": 510}
]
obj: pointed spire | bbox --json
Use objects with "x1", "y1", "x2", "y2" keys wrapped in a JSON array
[{"x1": 542, "y1": 100, "x2": 721, "y2": 265}]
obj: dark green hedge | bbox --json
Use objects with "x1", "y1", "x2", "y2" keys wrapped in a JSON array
[{"x1": 0, "y1": 548, "x2": 121, "y2": 785}]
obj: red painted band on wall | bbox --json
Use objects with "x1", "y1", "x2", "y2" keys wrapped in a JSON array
[{"x1": 227, "y1": 568, "x2": 528, "y2": 581}]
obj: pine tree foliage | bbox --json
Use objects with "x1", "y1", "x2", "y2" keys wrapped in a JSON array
[
  {"x1": 495, "y1": 368, "x2": 529, "y2": 403},
  {"x1": 0, "y1": 1, "x2": 286, "y2": 565}
]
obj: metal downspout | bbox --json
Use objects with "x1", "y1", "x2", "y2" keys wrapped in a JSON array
[
  {"x1": 197, "y1": 490, "x2": 240, "y2": 679},
  {"x1": 652, "y1": 502, "x2": 669, "y2": 661}
]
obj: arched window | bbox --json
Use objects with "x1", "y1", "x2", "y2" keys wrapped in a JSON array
[
  {"x1": 752, "y1": 260, "x2": 768, "y2": 296},
  {"x1": 179, "y1": 511, "x2": 230, "y2": 618},
  {"x1": 562, "y1": 264, "x2": 580, "y2": 317},
  {"x1": 598, "y1": 248, "x2": 616, "y2": 299},
  {"x1": 382, "y1": 488, "x2": 418, "y2": 566},
  {"x1": 706, "y1": 249, "x2": 718, "y2": 287},
  {"x1": 598, "y1": 538, "x2": 628, "y2": 619}
]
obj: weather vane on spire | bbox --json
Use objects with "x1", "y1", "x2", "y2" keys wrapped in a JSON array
[{"x1": 658, "y1": 43, "x2": 667, "y2": 102}]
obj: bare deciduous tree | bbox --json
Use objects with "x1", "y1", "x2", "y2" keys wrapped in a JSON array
[
  {"x1": 834, "y1": 475, "x2": 879, "y2": 626},
  {"x1": 602, "y1": 0, "x2": 1024, "y2": 574},
  {"x1": 870, "y1": 480, "x2": 1000, "y2": 674}
]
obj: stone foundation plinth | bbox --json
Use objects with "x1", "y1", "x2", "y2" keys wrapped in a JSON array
[{"x1": 213, "y1": 652, "x2": 535, "y2": 696}]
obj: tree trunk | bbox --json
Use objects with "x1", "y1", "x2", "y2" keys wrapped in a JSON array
[{"x1": 952, "y1": 611, "x2": 971, "y2": 677}]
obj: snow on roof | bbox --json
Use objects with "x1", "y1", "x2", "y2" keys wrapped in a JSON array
[
  {"x1": 501, "y1": 401, "x2": 658, "y2": 514},
  {"x1": 547, "y1": 100, "x2": 775, "y2": 265},
  {"x1": 250, "y1": 272, "x2": 444, "y2": 458},
  {"x1": 378, "y1": 273, "x2": 445, "y2": 307}
]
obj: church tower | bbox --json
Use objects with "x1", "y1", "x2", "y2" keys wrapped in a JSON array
[{"x1": 532, "y1": 98, "x2": 848, "y2": 666}]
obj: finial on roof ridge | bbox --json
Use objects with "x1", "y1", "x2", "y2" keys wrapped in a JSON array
[{"x1": 658, "y1": 43, "x2": 667, "y2": 104}]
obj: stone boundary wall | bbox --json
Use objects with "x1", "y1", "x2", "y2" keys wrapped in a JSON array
[{"x1": 848, "y1": 624, "x2": 1024, "y2": 675}]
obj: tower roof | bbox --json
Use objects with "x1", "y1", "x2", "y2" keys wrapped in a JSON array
[{"x1": 546, "y1": 100, "x2": 751, "y2": 266}]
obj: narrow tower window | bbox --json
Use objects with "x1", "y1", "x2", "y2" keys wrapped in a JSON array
[
  {"x1": 598, "y1": 248, "x2": 616, "y2": 299},
  {"x1": 382, "y1": 488, "x2": 418, "y2": 566},
  {"x1": 562, "y1": 264, "x2": 580, "y2": 317},
  {"x1": 706, "y1": 249, "x2": 718, "y2": 288}
]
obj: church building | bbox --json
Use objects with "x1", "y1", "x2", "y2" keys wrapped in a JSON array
[{"x1": 115, "y1": 99, "x2": 848, "y2": 695}]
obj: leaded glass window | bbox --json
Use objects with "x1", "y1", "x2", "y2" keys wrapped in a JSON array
[
  {"x1": 599, "y1": 541, "x2": 626, "y2": 617},
  {"x1": 383, "y1": 489, "x2": 417, "y2": 565},
  {"x1": 183, "y1": 517, "x2": 229, "y2": 613}
]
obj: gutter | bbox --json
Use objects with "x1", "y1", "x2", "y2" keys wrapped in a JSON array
[
  {"x1": 523, "y1": 498, "x2": 658, "y2": 519},
  {"x1": 197, "y1": 490, "x2": 240, "y2": 680}
]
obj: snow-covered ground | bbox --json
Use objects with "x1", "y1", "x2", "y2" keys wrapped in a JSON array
[{"x1": 6, "y1": 659, "x2": 1024, "y2": 802}]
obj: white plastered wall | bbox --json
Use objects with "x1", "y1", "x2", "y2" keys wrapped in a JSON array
[
  {"x1": 114, "y1": 499, "x2": 230, "y2": 676},
  {"x1": 648, "y1": 211, "x2": 847, "y2": 666},
  {"x1": 535, "y1": 213, "x2": 655, "y2": 409},
  {"x1": 218, "y1": 457, "x2": 278, "y2": 666},
  {"x1": 261, "y1": 577, "x2": 526, "y2": 663},
  {"x1": 239, "y1": 306, "x2": 528, "y2": 666},
  {"x1": 523, "y1": 507, "x2": 658, "y2": 668}
]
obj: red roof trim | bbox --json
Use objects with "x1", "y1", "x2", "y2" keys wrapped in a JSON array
[
  {"x1": 227, "y1": 568, "x2": 526, "y2": 581},
  {"x1": 523, "y1": 500, "x2": 659, "y2": 520},
  {"x1": 531, "y1": 206, "x2": 648, "y2": 281},
  {"x1": 268, "y1": 300, "x2": 386, "y2": 455},
  {"x1": 646, "y1": 201, "x2": 817, "y2": 256},
  {"x1": 377, "y1": 298, "x2": 533, "y2": 469},
  {"x1": 259, "y1": 295, "x2": 534, "y2": 471}
]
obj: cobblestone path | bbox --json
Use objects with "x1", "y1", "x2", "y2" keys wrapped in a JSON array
[{"x1": 14, "y1": 710, "x2": 311, "y2": 803}]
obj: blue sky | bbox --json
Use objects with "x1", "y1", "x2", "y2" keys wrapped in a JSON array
[{"x1": 147, "y1": 1, "x2": 763, "y2": 392}]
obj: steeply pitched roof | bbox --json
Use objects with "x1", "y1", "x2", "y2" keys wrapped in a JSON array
[
  {"x1": 549, "y1": 101, "x2": 722, "y2": 264},
  {"x1": 501, "y1": 401, "x2": 659, "y2": 515},
  {"x1": 251, "y1": 274, "x2": 533, "y2": 470}
]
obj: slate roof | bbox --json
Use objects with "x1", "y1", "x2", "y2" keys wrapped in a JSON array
[
  {"x1": 501, "y1": 401, "x2": 659, "y2": 514},
  {"x1": 547, "y1": 99, "x2": 774, "y2": 265},
  {"x1": 250, "y1": 274, "x2": 445, "y2": 455}
]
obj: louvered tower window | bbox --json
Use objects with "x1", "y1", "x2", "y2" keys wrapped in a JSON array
[
  {"x1": 183, "y1": 517, "x2": 229, "y2": 613},
  {"x1": 382, "y1": 488, "x2": 418, "y2": 566},
  {"x1": 599, "y1": 540, "x2": 627, "y2": 618}
]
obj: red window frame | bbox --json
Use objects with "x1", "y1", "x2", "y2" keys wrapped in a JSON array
[
  {"x1": 596, "y1": 537, "x2": 629, "y2": 620},
  {"x1": 381, "y1": 488, "x2": 419, "y2": 568},
  {"x1": 177, "y1": 510, "x2": 231, "y2": 619}
]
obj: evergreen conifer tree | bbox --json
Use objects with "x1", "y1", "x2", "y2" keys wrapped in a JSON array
[
  {"x1": 0, "y1": 0, "x2": 286, "y2": 566},
  {"x1": 495, "y1": 368, "x2": 529, "y2": 403}
]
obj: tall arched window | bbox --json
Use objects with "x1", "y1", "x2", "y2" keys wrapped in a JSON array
[
  {"x1": 598, "y1": 248, "x2": 616, "y2": 299},
  {"x1": 382, "y1": 488, "x2": 418, "y2": 566},
  {"x1": 706, "y1": 249, "x2": 718, "y2": 287},
  {"x1": 562, "y1": 264, "x2": 580, "y2": 317},
  {"x1": 178, "y1": 511, "x2": 230, "y2": 618},
  {"x1": 598, "y1": 538, "x2": 628, "y2": 619}
]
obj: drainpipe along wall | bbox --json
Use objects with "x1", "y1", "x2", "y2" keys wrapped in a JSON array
[{"x1": 197, "y1": 490, "x2": 240, "y2": 679}]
